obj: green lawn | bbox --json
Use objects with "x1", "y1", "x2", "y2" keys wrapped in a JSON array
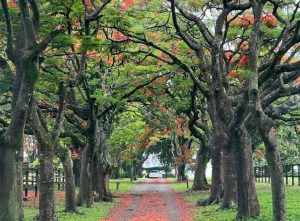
[
  {"x1": 24, "y1": 178, "x2": 142, "y2": 221},
  {"x1": 171, "y1": 180, "x2": 300, "y2": 221}
]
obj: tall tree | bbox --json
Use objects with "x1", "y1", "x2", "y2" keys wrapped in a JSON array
[{"x1": 0, "y1": 1, "x2": 62, "y2": 220}]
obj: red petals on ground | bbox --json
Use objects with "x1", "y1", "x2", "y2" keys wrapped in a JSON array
[
  {"x1": 172, "y1": 191, "x2": 195, "y2": 221},
  {"x1": 101, "y1": 179, "x2": 196, "y2": 221},
  {"x1": 101, "y1": 193, "x2": 134, "y2": 221}
]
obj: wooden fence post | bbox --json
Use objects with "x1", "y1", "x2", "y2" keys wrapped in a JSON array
[{"x1": 35, "y1": 170, "x2": 38, "y2": 197}]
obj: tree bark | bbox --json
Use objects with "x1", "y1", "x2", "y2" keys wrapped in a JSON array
[
  {"x1": 132, "y1": 162, "x2": 138, "y2": 181},
  {"x1": 219, "y1": 148, "x2": 237, "y2": 209},
  {"x1": 0, "y1": 142, "x2": 18, "y2": 221},
  {"x1": 38, "y1": 150, "x2": 57, "y2": 221},
  {"x1": 260, "y1": 128, "x2": 286, "y2": 221},
  {"x1": 73, "y1": 159, "x2": 81, "y2": 187},
  {"x1": 197, "y1": 142, "x2": 222, "y2": 206},
  {"x1": 62, "y1": 155, "x2": 76, "y2": 212},
  {"x1": 99, "y1": 164, "x2": 113, "y2": 201},
  {"x1": 177, "y1": 164, "x2": 186, "y2": 181},
  {"x1": 110, "y1": 167, "x2": 120, "y2": 179},
  {"x1": 16, "y1": 154, "x2": 24, "y2": 221},
  {"x1": 76, "y1": 146, "x2": 94, "y2": 207},
  {"x1": 234, "y1": 126, "x2": 260, "y2": 218},
  {"x1": 191, "y1": 146, "x2": 210, "y2": 190}
]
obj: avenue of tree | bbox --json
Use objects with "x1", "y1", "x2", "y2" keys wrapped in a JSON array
[{"x1": 0, "y1": 0, "x2": 299, "y2": 221}]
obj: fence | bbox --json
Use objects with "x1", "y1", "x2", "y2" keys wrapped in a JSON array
[
  {"x1": 23, "y1": 168, "x2": 65, "y2": 198},
  {"x1": 254, "y1": 164, "x2": 300, "y2": 186}
]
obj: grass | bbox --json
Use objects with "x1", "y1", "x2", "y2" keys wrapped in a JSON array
[
  {"x1": 24, "y1": 178, "x2": 142, "y2": 221},
  {"x1": 171, "y1": 180, "x2": 300, "y2": 221}
]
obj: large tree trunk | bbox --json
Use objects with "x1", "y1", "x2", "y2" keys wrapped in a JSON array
[
  {"x1": 198, "y1": 142, "x2": 222, "y2": 206},
  {"x1": 234, "y1": 126, "x2": 260, "y2": 218},
  {"x1": 92, "y1": 153, "x2": 102, "y2": 202},
  {"x1": 39, "y1": 150, "x2": 57, "y2": 221},
  {"x1": 73, "y1": 159, "x2": 81, "y2": 187},
  {"x1": 62, "y1": 155, "x2": 76, "y2": 212},
  {"x1": 260, "y1": 128, "x2": 286, "y2": 221},
  {"x1": 219, "y1": 148, "x2": 237, "y2": 209},
  {"x1": 0, "y1": 143, "x2": 18, "y2": 221},
  {"x1": 92, "y1": 154, "x2": 113, "y2": 202},
  {"x1": 16, "y1": 154, "x2": 24, "y2": 221},
  {"x1": 191, "y1": 146, "x2": 210, "y2": 191},
  {"x1": 76, "y1": 146, "x2": 94, "y2": 207},
  {"x1": 99, "y1": 164, "x2": 113, "y2": 201},
  {"x1": 198, "y1": 102, "x2": 224, "y2": 206}
]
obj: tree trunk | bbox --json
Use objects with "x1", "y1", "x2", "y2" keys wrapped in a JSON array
[
  {"x1": 92, "y1": 153, "x2": 112, "y2": 202},
  {"x1": 260, "y1": 128, "x2": 286, "y2": 221},
  {"x1": 16, "y1": 154, "x2": 24, "y2": 221},
  {"x1": 234, "y1": 126, "x2": 260, "y2": 218},
  {"x1": 39, "y1": 150, "x2": 57, "y2": 221},
  {"x1": 73, "y1": 159, "x2": 81, "y2": 187},
  {"x1": 62, "y1": 156, "x2": 76, "y2": 212},
  {"x1": 191, "y1": 146, "x2": 210, "y2": 191},
  {"x1": 174, "y1": 164, "x2": 178, "y2": 178},
  {"x1": 219, "y1": 148, "x2": 237, "y2": 209},
  {"x1": 76, "y1": 146, "x2": 94, "y2": 207},
  {"x1": 132, "y1": 162, "x2": 137, "y2": 181},
  {"x1": 197, "y1": 142, "x2": 222, "y2": 206},
  {"x1": 99, "y1": 165, "x2": 113, "y2": 201},
  {"x1": 177, "y1": 164, "x2": 186, "y2": 181},
  {"x1": 110, "y1": 167, "x2": 120, "y2": 179},
  {"x1": 0, "y1": 143, "x2": 18, "y2": 221}
]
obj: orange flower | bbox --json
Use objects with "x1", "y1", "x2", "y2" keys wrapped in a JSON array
[
  {"x1": 153, "y1": 12, "x2": 159, "y2": 17},
  {"x1": 262, "y1": 13, "x2": 278, "y2": 29},
  {"x1": 232, "y1": 14, "x2": 254, "y2": 27}
]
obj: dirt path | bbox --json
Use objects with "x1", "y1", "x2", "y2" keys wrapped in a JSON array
[{"x1": 102, "y1": 179, "x2": 195, "y2": 221}]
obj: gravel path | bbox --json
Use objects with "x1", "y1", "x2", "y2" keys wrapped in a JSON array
[{"x1": 102, "y1": 179, "x2": 195, "y2": 221}]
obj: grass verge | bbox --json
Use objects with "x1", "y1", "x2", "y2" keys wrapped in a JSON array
[
  {"x1": 171, "y1": 180, "x2": 300, "y2": 221},
  {"x1": 24, "y1": 178, "x2": 142, "y2": 221}
]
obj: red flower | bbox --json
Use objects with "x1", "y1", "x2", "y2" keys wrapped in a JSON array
[
  {"x1": 120, "y1": 0, "x2": 133, "y2": 11},
  {"x1": 238, "y1": 55, "x2": 249, "y2": 68},
  {"x1": 225, "y1": 52, "x2": 232, "y2": 58},
  {"x1": 176, "y1": 117, "x2": 184, "y2": 124},
  {"x1": 71, "y1": 22, "x2": 80, "y2": 28},
  {"x1": 295, "y1": 76, "x2": 300, "y2": 83},
  {"x1": 7, "y1": 1, "x2": 17, "y2": 7},
  {"x1": 262, "y1": 13, "x2": 278, "y2": 29},
  {"x1": 120, "y1": 6, "x2": 127, "y2": 11},
  {"x1": 72, "y1": 150, "x2": 80, "y2": 160},
  {"x1": 232, "y1": 14, "x2": 254, "y2": 27},
  {"x1": 112, "y1": 31, "x2": 127, "y2": 40},
  {"x1": 230, "y1": 71, "x2": 238, "y2": 78},
  {"x1": 225, "y1": 52, "x2": 235, "y2": 64}
]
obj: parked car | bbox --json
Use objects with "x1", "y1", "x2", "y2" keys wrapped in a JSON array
[{"x1": 148, "y1": 170, "x2": 161, "y2": 178}]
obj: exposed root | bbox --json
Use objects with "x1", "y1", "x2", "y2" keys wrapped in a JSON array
[
  {"x1": 197, "y1": 194, "x2": 221, "y2": 207},
  {"x1": 217, "y1": 202, "x2": 236, "y2": 211}
]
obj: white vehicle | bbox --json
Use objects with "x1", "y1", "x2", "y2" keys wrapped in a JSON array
[{"x1": 148, "y1": 170, "x2": 160, "y2": 178}]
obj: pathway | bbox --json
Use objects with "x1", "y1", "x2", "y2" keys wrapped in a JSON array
[{"x1": 102, "y1": 179, "x2": 195, "y2": 221}]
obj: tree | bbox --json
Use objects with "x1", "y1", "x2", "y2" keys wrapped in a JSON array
[{"x1": 0, "y1": 1, "x2": 63, "y2": 220}]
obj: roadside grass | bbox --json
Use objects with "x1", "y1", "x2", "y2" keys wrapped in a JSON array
[
  {"x1": 24, "y1": 178, "x2": 142, "y2": 221},
  {"x1": 171, "y1": 180, "x2": 300, "y2": 221}
]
